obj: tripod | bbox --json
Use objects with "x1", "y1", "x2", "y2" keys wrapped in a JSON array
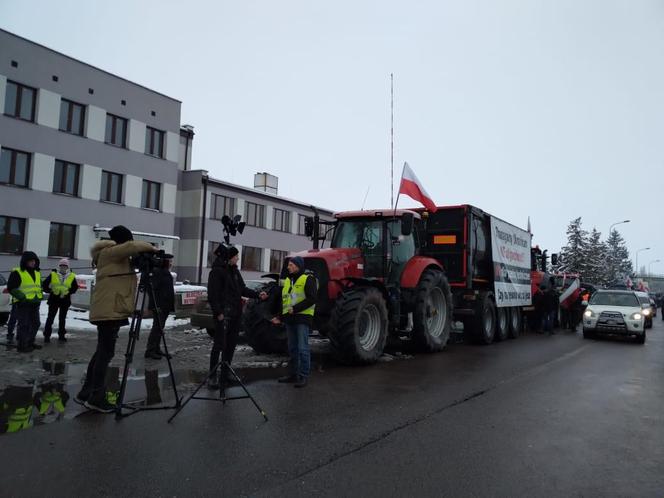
[
  {"x1": 115, "y1": 268, "x2": 181, "y2": 419},
  {"x1": 168, "y1": 318, "x2": 268, "y2": 423}
]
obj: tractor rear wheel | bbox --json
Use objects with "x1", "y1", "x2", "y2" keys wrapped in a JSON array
[
  {"x1": 329, "y1": 287, "x2": 388, "y2": 365},
  {"x1": 508, "y1": 307, "x2": 522, "y2": 338},
  {"x1": 495, "y1": 307, "x2": 509, "y2": 341},
  {"x1": 242, "y1": 282, "x2": 288, "y2": 354},
  {"x1": 412, "y1": 269, "x2": 452, "y2": 352},
  {"x1": 467, "y1": 294, "x2": 496, "y2": 345}
]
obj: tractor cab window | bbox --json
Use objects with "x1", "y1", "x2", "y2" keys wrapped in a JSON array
[{"x1": 332, "y1": 219, "x2": 384, "y2": 277}]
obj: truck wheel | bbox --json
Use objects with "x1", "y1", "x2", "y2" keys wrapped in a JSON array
[
  {"x1": 495, "y1": 307, "x2": 509, "y2": 341},
  {"x1": 329, "y1": 287, "x2": 388, "y2": 365},
  {"x1": 412, "y1": 270, "x2": 453, "y2": 352},
  {"x1": 508, "y1": 308, "x2": 521, "y2": 338},
  {"x1": 0, "y1": 313, "x2": 8, "y2": 327},
  {"x1": 242, "y1": 284, "x2": 288, "y2": 354},
  {"x1": 468, "y1": 294, "x2": 496, "y2": 345}
]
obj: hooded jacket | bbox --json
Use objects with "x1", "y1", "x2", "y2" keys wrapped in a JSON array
[
  {"x1": 89, "y1": 240, "x2": 155, "y2": 323},
  {"x1": 7, "y1": 251, "x2": 41, "y2": 304},
  {"x1": 207, "y1": 256, "x2": 259, "y2": 318}
]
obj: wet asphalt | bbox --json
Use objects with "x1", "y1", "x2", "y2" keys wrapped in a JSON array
[{"x1": 1, "y1": 318, "x2": 663, "y2": 498}]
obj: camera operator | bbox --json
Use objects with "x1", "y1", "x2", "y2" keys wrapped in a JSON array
[
  {"x1": 75, "y1": 226, "x2": 157, "y2": 413},
  {"x1": 144, "y1": 258, "x2": 175, "y2": 360},
  {"x1": 207, "y1": 245, "x2": 267, "y2": 389}
]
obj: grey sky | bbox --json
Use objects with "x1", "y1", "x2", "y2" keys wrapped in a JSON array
[{"x1": 2, "y1": 0, "x2": 663, "y2": 272}]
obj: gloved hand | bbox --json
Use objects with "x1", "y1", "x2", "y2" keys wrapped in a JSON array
[{"x1": 9, "y1": 290, "x2": 26, "y2": 301}]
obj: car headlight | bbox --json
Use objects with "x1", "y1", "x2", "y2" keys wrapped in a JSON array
[
  {"x1": 630, "y1": 313, "x2": 642, "y2": 320},
  {"x1": 642, "y1": 309, "x2": 650, "y2": 316},
  {"x1": 584, "y1": 309, "x2": 595, "y2": 318}
]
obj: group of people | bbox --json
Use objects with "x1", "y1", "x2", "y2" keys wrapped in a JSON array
[
  {"x1": 70, "y1": 224, "x2": 314, "y2": 414},
  {"x1": 532, "y1": 277, "x2": 590, "y2": 334},
  {"x1": 5, "y1": 253, "x2": 79, "y2": 352}
]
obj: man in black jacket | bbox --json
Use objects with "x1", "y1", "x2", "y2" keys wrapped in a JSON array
[
  {"x1": 7, "y1": 252, "x2": 43, "y2": 352},
  {"x1": 207, "y1": 245, "x2": 267, "y2": 389},
  {"x1": 271, "y1": 256, "x2": 317, "y2": 388},
  {"x1": 42, "y1": 258, "x2": 79, "y2": 343},
  {"x1": 144, "y1": 258, "x2": 175, "y2": 360}
]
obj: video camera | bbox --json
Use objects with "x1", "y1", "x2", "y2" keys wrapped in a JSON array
[{"x1": 131, "y1": 249, "x2": 173, "y2": 273}]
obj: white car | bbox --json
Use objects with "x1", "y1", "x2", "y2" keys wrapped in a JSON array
[
  {"x1": 583, "y1": 290, "x2": 646, "y2": 344},
  {"x1": 0, "y1": 273, "x2": 11, "y2": 326}
]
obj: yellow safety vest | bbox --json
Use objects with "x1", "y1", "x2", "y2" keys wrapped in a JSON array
[
  {"x1": 11, "y1": 267, "x2": 43, "y2": 304},
  {"x1": 7, "y1": 406, "x2": 33, "y2": 433},
  {"x1": 282, "y1": 274, "x2": 315, "y2": 317},
  {"x1": 50, "y1": 271, "x2": 76, "y2": 297},
  {"x1": 38, "y1": 391, "x2": 66, "y2": 415}
]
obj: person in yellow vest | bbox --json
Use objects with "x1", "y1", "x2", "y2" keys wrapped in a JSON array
[
  {"x1": 42, "y1": 258, "x2": 79, "y2": 343},
  {"x1": 6, "y1": 251, "x2": 43, "y2": 353},
  {"x1": 271, "y1": 256, "x2": 316, "y2": 388}
]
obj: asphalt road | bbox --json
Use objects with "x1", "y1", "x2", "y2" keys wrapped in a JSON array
[{"x1": 2, "y1": 319, "x2": 663, "y2": 497}]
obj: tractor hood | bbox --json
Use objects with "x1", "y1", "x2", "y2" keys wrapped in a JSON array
[{"x1": 291, "y1": 247, "x2": 364, "y2": 281}]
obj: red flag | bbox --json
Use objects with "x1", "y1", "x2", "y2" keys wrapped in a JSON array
[{"x1": 398, "y1": 162, "x2": 437, "y2": 212}]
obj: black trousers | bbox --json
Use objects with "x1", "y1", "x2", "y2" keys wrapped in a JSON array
[
  {"x1": 209, "y1": 316, "x2": 241, "y2": 373},
  {"x1": 146, "y1": 310, "x2": 167, "y2": 353},
  {"x1": 82, "y1": 323, "x2": 119, "y2": 400},
  {"x1": 44, "y1": 302, "x2": 69, "y2": 338},
  {"x1": 16, "y1": 303, "x2": 40, "y2": 348}
]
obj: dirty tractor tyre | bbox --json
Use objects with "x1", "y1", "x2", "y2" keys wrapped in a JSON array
[
  {"x1": 495, "y1": 307, "x2": 509, "y2": 341},
  {"x1": 242, "y1": 283, "x2": 288, "y2": 354},
  {"x1": 329, "y1": 287, "x2": 388, "y2": 365},
  {"x1": 412, "y1": 269, "x2": 453, "y2": 352},
  {"x1": 508, "y1": 307, "x2": 522, "y2": 338},
  {"x1": 468, "y1": 294, "x2": 496, "y2": 345}
]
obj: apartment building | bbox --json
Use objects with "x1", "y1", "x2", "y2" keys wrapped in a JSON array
[{"x1": 0, "y1": 29, "x2": 334, "y2": 282}]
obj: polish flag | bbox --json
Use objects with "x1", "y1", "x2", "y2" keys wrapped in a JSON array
[{"x1": 398, "y1": 162, "x2": 438, "y2": 212}]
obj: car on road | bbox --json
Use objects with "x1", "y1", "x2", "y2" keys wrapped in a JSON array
[
  {"x1": 635, "y1": 291, "x2": 655, "y2": 329},
  {"x1": 0, "y1": 273, "x2": 10, "y2": 326},
  {"x1": 583, "y1": 290, "x2": 646, "y2": 343}
]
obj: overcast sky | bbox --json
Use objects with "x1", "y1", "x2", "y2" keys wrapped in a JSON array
[{"x1": 2, "y1": 1, "x2": 663, "y2": 272}]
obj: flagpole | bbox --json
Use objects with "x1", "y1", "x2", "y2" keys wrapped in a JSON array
[
  {"x1": 393, "y1": 162, "x2": 405, "y2": 216},
  {"x1": 390, "y1": 73, "x2": 394, "y2": 209}
]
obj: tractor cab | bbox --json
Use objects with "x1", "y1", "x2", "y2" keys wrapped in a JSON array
[{"x1": 330, "y1": 210, "x2": 420, "y2": 283}]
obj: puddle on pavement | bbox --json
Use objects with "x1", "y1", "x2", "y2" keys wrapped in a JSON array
[{"x1": 0, "y1": 359, "x2": 286, "y2": 436}]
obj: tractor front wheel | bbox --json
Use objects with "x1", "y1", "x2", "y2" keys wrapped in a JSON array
[{"x1": 329, "y1": 287, "x2": 388, "y2": 365}]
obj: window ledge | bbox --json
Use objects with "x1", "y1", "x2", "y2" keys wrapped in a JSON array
[
  {"x1": 140, "y1": 207, "x2": 161, "y2": 213},
  {"x1": 100, "y1": 200, "x2": 124, "y2": 206},
  {"x1": 0, "y1": 183, "x2": 30, "y2": 190},
  {"x1": 144, "y1": 152, "x2": 165, "y2": 160},
  {"x1": 104, "y1": 141, "x2": 128, "y2": 150},
  {"x1": 58, "y1": 128, "x2": 85, "y2": 138},
  {"x1": 53, "y1": 192, "x2": 80, "y2": 198},
  {"x1": 2, "y1": 113, "x2": 36, "y2": 124}
]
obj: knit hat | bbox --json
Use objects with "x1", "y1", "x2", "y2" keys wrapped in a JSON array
[
  {"x1": 290, "y1": 256, "x2": 305, "y2": 270},
  {"x1": 109, "y1": 225, "x2": 133, "y2": 244},
  {"x1": 58, "y1": 258, "x2": 70, "y2": 267},
  {"x1": 227, "y1": 246, "x2": 239, "y2": 258}
]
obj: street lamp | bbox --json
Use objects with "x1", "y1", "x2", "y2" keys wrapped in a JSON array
[
  {"x1": 648, "y1": 259, "x2": 661, "y2": 275},
  {"x1": 635, "y1": 247, "x2": 651, "y2": 276},
  {"x1": 609, "y1": 219, "x2": 630, "y2": 235}
]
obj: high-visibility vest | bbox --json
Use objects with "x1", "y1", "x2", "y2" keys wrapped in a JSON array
[
  {"x1": 50, "y1": 271, "x2": 76, "y2": 297},
  {"x1": 282, "y1": 274, "x2": 315, "y2": 317},
  {"x1": 38, "y1": 391, "x2": 66, "y2": 415},
  {"x1": 11, "y1": 267, "x2": 43, "y2": 304},
  {"x1": 7, "y1": 407, "x2": 32, "y2": 433}
]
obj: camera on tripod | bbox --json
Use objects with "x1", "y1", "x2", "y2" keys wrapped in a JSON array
[{"x1": 131, "y1": 249, "x2": 173, "y2": 273}]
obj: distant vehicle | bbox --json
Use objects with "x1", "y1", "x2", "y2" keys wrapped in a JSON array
[
  {"x1": 583, "y1": 290, "x2": 646, "y2": 343},
  {"x1": 635, "y1": 291, "x2": 655, "y2": 329},
  {"x1": 0, "y1": 273, "x2": 10, "y2": 326}
]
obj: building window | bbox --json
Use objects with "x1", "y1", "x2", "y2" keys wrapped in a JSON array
[
  {"x1": 3, "y1": 80, "x2": 36, "y2": 122},
  {"x1": 0, "y1": 147, "x2": 31, "y2": 188},
  {"x1": 208, "y1": 241, "x2": 220, "y2": 267},
  {"x1": 270, "y1": 249, "x2": 287, "y2": 273},
  {"x1": 0, "y1": 216, "x2": 25, "y2": 254},
  {"x1": 53, "y1": 160, "x2": 80, "y2": 196},
  {"x1": 59, "y1": 99, "x2": 86, "y2": 136},
  {"x1": 48, "y1": 223, "x2": 76, "y2": 258},
  {"x1": 142, "y1": 180, "x2": 161, "y2": 210},
  {"x1": 101, "y1": 171, "x2": 123, "y2": 203},
  {"x1": 211, "y1": 194, "x2": 235, "y2": 220},
  {"x1": 297, "y1": 214, "x2": 308, "y2": 235},
  {"x1": 145, "y1": 126, "x2": 165, "y2": 158},
  {"x1": 105, "y1": 113, "x2": 128, "y2": 148},
  {"x1": 241, "y1": 246, "x2": 263, "y2": 272},
  {"x1": 273, "y1": 208, "x2": 291, "y2": 232},
  {"x1": 245, "y1": 202, "x2": 265, "y2": 228}
]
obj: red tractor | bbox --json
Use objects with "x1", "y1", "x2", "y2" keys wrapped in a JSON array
[{"x1": 244, "y1": 209, "x2": 453, "y2": 364}]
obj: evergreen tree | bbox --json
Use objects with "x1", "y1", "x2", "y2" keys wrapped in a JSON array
[
  {"x1": 605, "y1": 229, "x2": 633, "y2": 284},
  {"x1": 557, "y1": 217, "x2": 589, "y2": 275},
  {"x1": 585, "y1": 228, "x2": 608, "y2": 285}
]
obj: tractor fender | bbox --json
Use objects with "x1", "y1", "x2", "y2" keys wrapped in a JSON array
[{"x1": 400, "y1": 257, "x2": 444, "y2": 289}]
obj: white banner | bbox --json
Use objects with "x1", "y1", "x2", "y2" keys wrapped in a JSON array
[{"x1": 490, "y1": 217, "x2": 532, "y2": 307}]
